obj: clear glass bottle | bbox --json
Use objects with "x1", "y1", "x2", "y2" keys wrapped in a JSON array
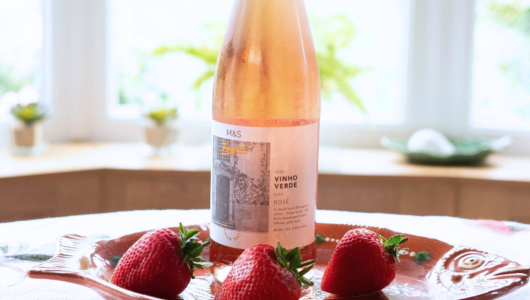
[{"x1": 210, "y1": 0, "x2": 320, "y2": 282}]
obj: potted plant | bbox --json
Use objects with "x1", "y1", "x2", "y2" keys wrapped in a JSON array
[
  {"x1": 10, "y1": 102, "x2": 48, "y2": 155},
  {"x1": 143, "y1": 106, "x2": 178, "y2": 153}
]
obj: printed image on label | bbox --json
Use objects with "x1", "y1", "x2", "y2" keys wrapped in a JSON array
[
  {"x1": 211, "y1": 137, "x2": 271, "y2": 233},
  {"x1": 210, "y1": 121, "x2": 318, "y2": 250}
]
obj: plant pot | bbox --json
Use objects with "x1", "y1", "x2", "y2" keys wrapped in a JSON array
[
  {"x1": 143, "y1": 125, "x2": 177, "y2": 156},
  {"x1": 11, "y1": 123, "x2": 45, "y2": 156}
]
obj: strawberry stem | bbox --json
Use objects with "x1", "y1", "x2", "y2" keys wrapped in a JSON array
[
  {"x1": 178, "y1": 223, "x2": 213, "y2": 278},
  {"x1": 275, "y1": 242, "x2": 315, "y2": 287},
  {"x1": 378, "y1": 234, "x2": 409, "y2": 263}
]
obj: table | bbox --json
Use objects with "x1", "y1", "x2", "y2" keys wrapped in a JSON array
[
  {"x1": 3, "y1": 143, "x2": 530, "y2": 181},
  {"x1": 1, "y1": 209, "x2": 529, "y2": 299},
  {"x1": 2, "y1": 144, "x2": 530, "y2": 224}
]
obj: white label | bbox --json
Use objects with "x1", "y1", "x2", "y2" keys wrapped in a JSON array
[{"x1": 210, "y1": 121, "x2": 318, "y2": 250}]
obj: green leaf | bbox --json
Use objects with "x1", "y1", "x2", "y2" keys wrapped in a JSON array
[
  {"x1": 300, "y1": 277, "x2": 314, "y2": 287},
  {"x1": 274, "y1": 242, "x2": 315, "y2": 287},
  {"x1": 183, "y1": 243, "x2": 201, "y2": 254},
  {"x1": 191, "y1": 70, "x2": 215, "y2": 91},
  {"x1": 285, "y1": 248, "x2": 298, "y2": 261},
  {"x1": 386, "y1": 235, "x2": 407, "y2": 247},
  {"x1": 310, "y1": 14, "x2": 367, "y2": 113},
  {"x1": 184, "y1": 229, "x2": 200, "y2": 241},
  {"x1": 298, "y1": 266, "x2": 312, "y2": 277},
  {"x1": 146, "y1": 107, "x2": 178, "y2": 126},
  {"x1": 380, "y1": 234, "x2": 409, "y2": 263},
  {"x1": 291, "y1": 252, "x2": 302, "y2": 270},
  {"x1": 177, "y1": 223, "x2": 213, "y2": 278},
  {"x1": 188, "y1": 246, "x2": 204, "y2": 258},
  {"x1": 299, "y1": 259, "x2": 316, "y2": 268},
  {"x1": 10, "y1": 103, "x2": 48, "y2": 126},
  {"x1": 275, "y1": 243, "x2": 285, "y2": 267},
  {"x1": 378, "y1": 234, "x2": 388, "y2": 245},
  {"x1": 415, "y1": 251, "x2": 432, "y2": 264},
  {"x1": 315, "y1": 234, "x2": 326, "y2": 245}
]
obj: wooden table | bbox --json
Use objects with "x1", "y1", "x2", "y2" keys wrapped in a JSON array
[{"x1": 0, "y1": 209, "x2": 529, "y2": 299}]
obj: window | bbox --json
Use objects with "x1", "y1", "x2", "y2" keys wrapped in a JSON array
[
  {"x1": 109, "y1": 0, "x2": 233, "y2": 121},
  {"x1": 0, "y1": 0, "x2": 43, "y2": 123},
  {"x1": 471, "y1": 0, "x2": 530, "y2": 131},
  {"x1": 1, "y1": 0, "x2": 529, "y2": 154},
  {"x1": 109, "y1": 0, "x2": 409, "y2": 125},
  {"x1": 307, "y1": 0, "x2": 409, "y2": 125}
]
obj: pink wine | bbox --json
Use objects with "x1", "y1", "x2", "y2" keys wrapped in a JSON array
[{"x1": 210, "y1": 0, "x2": 320, "y2": 281}]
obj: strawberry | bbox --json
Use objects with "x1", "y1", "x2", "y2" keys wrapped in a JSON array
[
  {"x1": 215, "y1": 243, "x2": 315, "y2": 300},
  {"x1": 110, "y1": 224, "x2": 212, "y2": 299},
  {"x1": 321, "y1": 229, "x2": 408, "y2": 297}
]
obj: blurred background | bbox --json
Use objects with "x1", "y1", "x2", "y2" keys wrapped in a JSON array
[{"x1": 1, "y1": 0, "x2": 529, "y2": 223}]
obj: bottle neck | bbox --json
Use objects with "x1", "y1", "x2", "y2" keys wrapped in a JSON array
[
  {"x1": 224, "y1": 0, "x2": 314, "y2": 61},
  {"x1": 227, "y1": 0, "x2": 311, "y2": 36},
  {"x1": 213, "y1": 0, "x2": 320, "y2": 122}
]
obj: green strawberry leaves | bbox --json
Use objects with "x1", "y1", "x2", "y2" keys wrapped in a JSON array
[
  {"x1": 378, "y1": 234, "x2": 409, "y2": 263},
  {"x1": 178, "y1": 223, "x2": 213, "y2": 278},
  {"x1": 275, "y1": 242, "x2": 315, "y2": 287}
]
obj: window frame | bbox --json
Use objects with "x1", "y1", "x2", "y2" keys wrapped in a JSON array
[{"x1": 3, "y1": 0, "x2": 529, "y2": 155}]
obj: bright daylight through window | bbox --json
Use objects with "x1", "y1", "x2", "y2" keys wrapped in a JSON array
[
  {"x1": 110, "y1": 0, "x2": 409, "y2": 125},
  {"x1": 472, "y1": 0, "x2": 530, "y2": 131},
  {"x1": 0, "y1": 0, "x2": 529, "y2": 153},
  {"x1": 0, "y1": 0, "x2": 42, "y2": 123}
]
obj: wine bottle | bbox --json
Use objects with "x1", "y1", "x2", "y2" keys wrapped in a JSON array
[{"x1": 210, "y1": 0, "x2": 320, "y2": 281}]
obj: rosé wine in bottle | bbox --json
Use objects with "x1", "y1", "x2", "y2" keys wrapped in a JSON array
[{"x1": 210, "y1": 0, "x2": 320, "y2": 282}]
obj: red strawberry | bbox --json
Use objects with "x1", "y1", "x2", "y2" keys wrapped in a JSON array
[
  {"x1": 110, "y1": 224, "x2": 212, "y2": 299},
  {"x1": 321, "y1": 229, "x2": 408, "y2": 296},
  {"x1": 215, "y1": 243, "x2": 315, "y2": 300}
]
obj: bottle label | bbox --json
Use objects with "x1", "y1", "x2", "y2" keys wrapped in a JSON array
[{"x1": 210, "y1": 120, "x2": 318, "y2": 250}]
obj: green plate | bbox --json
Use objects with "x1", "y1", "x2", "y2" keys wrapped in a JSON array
[{"x1": 380, "y1": 136, "x2": 512, "y2": 166}]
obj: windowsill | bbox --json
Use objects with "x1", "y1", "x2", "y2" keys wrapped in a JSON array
[{"x1": 1, "y1": 142, "x2": 530, "y2": 183}]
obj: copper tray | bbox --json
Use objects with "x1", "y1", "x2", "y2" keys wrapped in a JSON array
[{"x1": 28, "y1": 223, "x2": 530, "y2": 300}]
